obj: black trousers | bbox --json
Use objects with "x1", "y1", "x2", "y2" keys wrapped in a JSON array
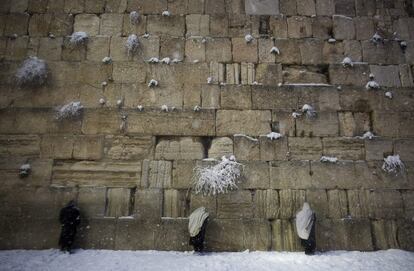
[
  {"x1": 189, "y1": 219, "x2": 208, "y2": 252},
  {"x1": 300, "y1": 218, "x2": 316, "y2": 255}
]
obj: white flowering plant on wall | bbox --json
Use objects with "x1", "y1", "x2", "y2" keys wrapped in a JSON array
[{"x1": 192, "y1": 155, "x2": 244, "y2": 196}]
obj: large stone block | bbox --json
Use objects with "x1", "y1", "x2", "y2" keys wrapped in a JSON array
[
  {"x1": 104, "y1": 135, "x2": 154, "y2": 160},
  {"x1": 306, "y1": 189, "x2": 329, "y2": 218},
  {"x1": 288, "y1": 137, "x2": 322, "y2": 160},
  {"x1": 201, "y1": 84, "x2": 220, "y2": 109},
  {"x1": 255, "y1": 64, "x2": 283, "y2": 86},
  {"x1": 86, "y1": 36, "x2": 110, "y2": 62},
  {"x1": 147, "y1": 15, "x2": 185, "y2": 36},
  {"x1": 5, "y1": 13, "x2": 29, "y2": 36},
  {"x1": 217, "y1": 190, "x2": 254, "y2": 219},
  {"x1": 232, "y1": 37, "x2": 258, "y2": 63},
  {"x1": 329, "y1": 63, "x2": 369, "y2": 86},
  {"x1": 115, "y1": 219, "x2": 156, "y2": 250},
  {"x1": 322, "y1": 41, "x2": 344, "y2": 64},
  {"x1": 270, "y1": 161, "x2": 312, "y2": 189},
  {"x1": 310, "y1": 161, "x2": 360, "y2": 189},
  {"x1": 241, "y1": 161, "x2": 270, "y2": 189},
  {"x1": 370, "y1": 190, "x2": 404, "y2": 219},
  {"x1": 28, "y1": 14, "x2": 52, "y2": 37},
  {"x1": 0, "y1": 135, "x2": 40, "y2": 158},
  {"x1": 316, "y1": 219, "x2": 373, "y2": 251},
  {"x1": 287, "y1": 16, "x2": 312, "y2": 38},
  {"x1": 397, "y1": 220, "x2": 414, "y2": 251},
  {"x1": 354, "y1": 17, "x2": 374, "y2": 40},
  {"x1": 106, "y1": 188, "x2": 132, "y2": 217},
  {"x1": 271, "y1": 111, "x2": 296, "y2": 137},
  {"x1": 163, "y1": 189, "x2": 188, "y2": 218},
  {"x1": 208, "y1": 137, "x2": 234, "y2": 159},
  {"x1": 172, "y1": 160, "x2": 197, "y2": 189},
  {"x1": 365, "y1": 138, "x2": 393, "y2": 161},
  {"x1": 216, "y1": 110, "x2": 271, "y2": 136},
  {"x1": 300, "y1": 39, "x2": 323, "y2": 65},
  {"x1": 220, "y1": 85, "x2": 252, "y2": 109},
  {"x1": 269, "y1": 16, "x2": 287, "y2": 38},
  {"x1": 5, "y1": 36, "x2": 28, "y2": 61},
  {"x1": 322, "y1": 137, "x2": 364, "y2": 160},
  {"x1": 283, "y1": 66, "x2": 328, "y2": 84},
  {"x1": 274, "y1": 39, "x2": 301, "y2": 64},
  {"x1": 233, "y1": 135, "x2": 259, "y2": 161},
  {"x1": 134, "y1": 189, "x2": 163, "y2": 220},
  {"x1": 271, "y1": 219, "x2": 302, "y2": 251},
  {"x1": 141, "y1": 160, "x2": 172, "y2": 188},
  {"x1": 185, "y1": 38, "x2": 205, "y2": 62},
  {"x1": 312, "y1": 16, "x2": 332, "y2": 39},
  {"x1": 154, "y1": 218, "x2": 190, "y2": 251},
  {"x1": 258, "y1": 39, "x2": 275, "y2": 63},
  {"x1": 77, "y1": 187, "x2": 106, "y2": 218},
  {"x1": 74, "y1": 14, "x2": 100, "y2": 36},
  {"x1": 186, "y1": 14, "x2": 209, "y2": 37},
  {"x1": 52, "y1": 161, "x2": 141, "y2": 187},
  {"x1": 259, "y1": 136, "x2": 289, "y2": 161},
  {"x1": 76, "y1": 218, "x2": 116, "y2": 249},
  {"x1": 254, "y1": 189, "x2": 279, "y2": 219},
  {"x1": 190, "y1": 193, "x2": 217, "y2": 218},
  {"x1": 327, "y1": 190, "x2": 348, "y2": 218},
  {"x1": 333, "y1": 15, "x2": 355, "y2": 40},
  {"x1": 362, "y1": 41, "x2": 405, "y2": 65},
  {"x1": 338, "y1": 112, "x2": 370, "y2": 137},
  {"x1": 296, "y1": 112, "x2": 339, "y2": 137},
  {"x1": 210, "y1": 15, "x2": 229, "y2": 37},
  {"x1": 245, "y1": 0, "x2": 279, "y2": 15},
  {"x1": 279, "y1": 189, "x2": 306, "y2": 219},
  {"x1": 315, "y1": 0, "x2": 335, "y2": 16},
  {"x1": 297, "y1": 0, "x2": 316, "y2": 15},
  {"x1": 369, "y1": 65, "x2": 401, "y2": 87},
  {"x1": 155, "y1": 137, "x2": 204, "y2": 160},
  {"x1": 99, "y1": 14, "x2": 123, "y2": 36},
  {"x1": 371, "y1": 220, "x2": 399, "y2": 250},
  {"x1": 112, "y1": 62, "x2": 146, "y2": 84},
  {"x1": 347, "y1": 189, "x2": 371, "y2": 218}
]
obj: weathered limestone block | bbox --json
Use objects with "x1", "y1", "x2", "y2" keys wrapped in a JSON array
[
  {"x1": 86, "y1": 36, "x2": 110, "y2": 61},
  {"x1": 79, "y1": 61, "x2": 112, "y2": 85},
  {"x1": 99, "y1": 14, "x2": 123, "y2": 36},
  {"x1": 62, "y1": 37, "x2": 87, "y2": 61},
  {"x1": 233, "y1": 135, "x2": 259, "y2": 161},
  {"x1": 154, "y1": 218, "x2": 191, "y2": 251},
  {"x1": 338, "y1": 112, "x2": 370, "y2": 137},
  {"x1": 206, "y1": 38, "x2": 232, "y2": 62},
  {"x1": 365, "y1": 138, "x2": 393, "y2": 161},
  {"x1": 163, "y1": 189, "x2": 187, "y2": 218},
  {"x1": 372, "y1": 111, "x2": 399, "y2": 137},
  {"x1": 283, "y1": 66, "x2": 328, "y2": 84},
  {"x1": 240, "y1": 62, "x2": 255, "y2": 85},
  {"x1": 5, "y1": 36, "x2": 28, "y2": 61},
  {"x1": 84, "y1": 0, "x2": 105, "y2": 13},
  {"x1": 397, "y1": 220, "x2": 414, "y2": 251},
  {"x1": 279, "y1": 0, "x2": 296, "y2": 15},
  {"x1": 208, "y1": 137, "x2": 234, "y2": 159},
  {"x1": 147, "y1": 15, "x2": 185, "y2": 36},
  {"x1": 0, "y1": 108, "x2": 82, "y2": 135},
  {"x1": 287, "y1": 16, "x2": 312, "y2": 38},
  {"x1": 0, "y1": 135, "x2": 40, "y2": 158},
  {"x1": 362, "y1": 41, "x2": 405, "y2": 65},
  {"x1": 315, "y1": 0, "x2": 335, "y2": 16},
  {"x1": 112, "y1": 62, "x2": 146, "y2": 84},
  {"x1": 269, "y1": 16, "x2": 287, "y2": 38},
  {"x1": 77, "y1": 218, "x2": 116, "y2": 249},
  {"x1": 255, "y1": 64, "x2": 283, "y2": 86},
  {"x1": 141, "y1": 160, "x2": 172, "y2": 189},
  {"x1": 185, "y1": 38, "x2": 205, "y2": 62},
  {"x1": 279, "y1": 189, "x2": 306, "y2": 219},
  {"x1": 399, "y1": 112, "x2": 414, "y2": 137},
  {"x1": 393, "y1": 18, "x2": 414, "y2": 40},
  {"x1": 49, "y1": 14, "x2": 74, "y2": 37},
  {"x1": 122, "y1": 14, "x2": 146, "y2": 36},
  {"x1": 63, "y1": 0, "x2": 84, "y2": 13},
  {"x1": 370, "y1": 190, "x2": 404, "y2": 219},
  {"x1": 343, "y1": 40, "x2": 362, "y2": 62},
  {"x1": 155, "y1": 137, "x2": 204, "y2": 160},
  {"x1": 311, "y1": 161, "x2": 359, "y2": 189},
  {"x1": 74, "y1": 14, "x2": 100, "y2": 36},
  {"x1": 186, "y1": 14, "x2": 209, "y2": 37},
  {"x1": 0, "y1": 158, "x2": 53, "y2": 188},
  {"x1": 5, "y1": 13, "x2": 29, "y2": 36},
  {"x1": 355, "y1": 0, "x2": 376, "y2": 16},
  {"x1": 201, "y1": 85, "x2": 220, "y2": 109},
  {"x1": 402, "y1": 191, "x2": 414, "y2": 220},
  {"x1": 126, "y1": 0, "x2": 167, "y2": 13},
  {"x1": 272, "y1": 220, "x2": 302, "y2": 251},
  {"x1": 52, "y1": 161, "x2": 141, "y2": 187},
  {"x1": 72, "y1": 136, "x2": 104, "y2": 160},
  {"x1": 329, "y1": 64, "x2": 370, "y2": 85},
  {"x1": 217, "y1": 190, "x2": 254, "y2": 219},
  {"x1": 106, "y1": 188, "x2": 131, "y2": 217},
  {"x1": 37, "y1": 37, "x2": 62, "y2": 61},
  {"x1": 334, "y1": 0, "x2": 355, "y2": 16},
  {"x1": 115, "y1": 219, "x2": 155, "y2": 250},
  {"x1": 258, "y1": 39, "x2": 275, "y2": 63},
  {"x1": 347, "y1": 190, "x2": 371, "y2": 218},
  {"x1": 190, "y1": 193, "x2": 217, "y2": 218},
  {"x1": 134, "y1": 189, "x2": 162, "y2": 220},
  {"x1": 105, "y1": 135, "x2": 154, "y2": 160},
  {"x1": 316, "y1": 219, "x2": 373, "y2": 251},
  {"x1": 259, "y1": 136, "x2": 288, "y2": 161},
  {"x1": 77, "y1": 187, "x2": 106, "y2": 218},
  {"x1": 322, "y1": 41, "x2": 344, "y2": 64},
  {"x1": 288, "y1": 137, "x2": 323, "y2": 160},
  {"x1": 207, "y1": 219, "x2": 271, "y2": 251},
  {"x1": 327, "y1": 190, "x2": 348, "y2": 218},
  {"x1": 254, "y1": 189, "x2": 279, "y2": 219},
  {"x1": 28, "y1": 14, "x2": 52, "y2": 37},
  {"x1": 241, "y1": 161, "x2": 270, "y2": 189},
  {"x1": 220, "y1": 85, "x2": 251, "y2": 109},
  {"x1": 270, "y1": 161, "x2": 311, "y2": 189},
  {"x1": 274, "y1": 39, "x2": 301, "y2": 64},
  {"x1": 333, "y1": 15, "x2": 355, "y2": 40},
  {"x1": 322, "y1": 137, "x2": 364, "y2": 160},
  {"x1": 372, "y1": 220, "x2": 399, "y2": 250},
  {"x1": 354, "y1": 17, "x2": 374, "y2": 40},
  {"x1": 369, "y1": 65, "x2": 401, "y2": 87},
  {"x1": 9, "y1": 0, "x2": 29, "y2": 13},
  {"x1": 225, "y1": 63, "x2": 241, "y2": 84},
  {"x1": 232, "y1": 38, "x2": 258, "y2": 63},
  {"x1": 252, "y1": 86, "x2": 297, "y2": 110},
  {"x1": 300, "y1": 39, "x2": 323, "y2": 65},
  {"x1": 399, "y1": 64, "x2": 414, "y2": 87},
  {"x1": 216, "y1": 110, "x2": 271, "y2": 136},
  {"x1": 306, "y1": 189, "x2": 329, "y2": 218},
  {"x1": 296, "y1": 112, "x2": 339, "y2": 137},
  {"x1": 172, "y1": 160, "x2": 196, "y2": 189},
  {"x1": 245, "y1": 0, "x2": 279, "y2": 15},
  {"x1": 210, "y1": 15, "x2": 228, "y2": 37},
  {"x1": 297, "y1": 0, "x2": 316, "y2": 15},
  {"x1": 160, "y1": 36, "x2": 185, "y2": 60},
  {"x1": 312, "y1": 16, "x2": 332, "y2": 39}
]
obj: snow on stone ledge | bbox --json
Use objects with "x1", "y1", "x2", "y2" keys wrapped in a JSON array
[
  {"x1": 234, "y1": 134, "x2": 258, "y2": 142},
  {"x1": 320, "y1": 156, "x2": 338, "y2": 163}
]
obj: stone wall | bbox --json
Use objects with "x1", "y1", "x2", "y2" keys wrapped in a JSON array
[{"x1": 0, "y1": 0, "x2": 414, "y2": 251}]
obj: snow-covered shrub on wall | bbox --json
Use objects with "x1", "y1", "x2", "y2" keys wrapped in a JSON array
[
  {"x1": 192, "y1": 156, "x2": 244, "y2": 196},
  {"x1": 129, "y1": 11, "x2": 140, "y2": 25},
  {"x1": 56, "y1": 101, "x2": 84, "y2": 120},
  {"x1": 19, "y1": 163, "x2": 31, "y2": 178},
  {"x1": 70, "y1": 31, "x2": 88, "y2": 46},
  {"x1": 16, "y1": 57, "x2": 48, "y2": 87},
  {"x1": 382, "y1": 154, "x2": 405, "y2": 174},
  {"x1": 126, "y1": 34, "x2": 140, "y2": 55}
]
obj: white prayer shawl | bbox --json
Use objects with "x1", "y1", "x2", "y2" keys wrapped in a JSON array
[
  {"x1": 295, "y1": 202, "x2": 315, "y2": 240},
  {"x1": 188, "y1": 207, "x2": 209, "y2": 237}
]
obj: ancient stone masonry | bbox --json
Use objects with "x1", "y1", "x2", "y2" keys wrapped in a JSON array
[{"x1": 0, "y1": 0, "x2": 413, "y2": 252}]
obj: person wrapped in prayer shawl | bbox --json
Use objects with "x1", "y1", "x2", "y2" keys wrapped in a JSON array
[
  {"x1": 188, "y1": 207, "x2": 209, "y2": 252},
  {"x1": 59, "y1": 200, "x2": 80, "y2": 253},
  {"x1": 295, "y1": 202, "x2": 316, "y2": 255}
]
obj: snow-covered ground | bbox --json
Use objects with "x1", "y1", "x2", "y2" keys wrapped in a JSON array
[{"x1": 1, "y1": 249, "x2": 414, "y2": 271}]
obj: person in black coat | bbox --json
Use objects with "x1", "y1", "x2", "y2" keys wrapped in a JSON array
[{"x1": 59, "y1": 200, "x2": 80, "y2": 253}]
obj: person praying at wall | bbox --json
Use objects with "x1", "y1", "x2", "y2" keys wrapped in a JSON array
[
  {"x1": 188, "y1": 207, "x2": 209, "y2": 253},
  {"x1": 58, "y1": 200, "x2": 81, "y2": 253},
  {"x1": 295, "y1": 202, "x2": 316, "y2": 255}
]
